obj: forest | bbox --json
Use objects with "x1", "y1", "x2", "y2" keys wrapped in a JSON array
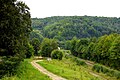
[
  {"x1": 0, "y1": 0, "x2": 120, "y2": 80},
  {"x1": 31, "y1": 16, "x2": 120, "y2": 40},
  {"x1": 31, "y1": 16, "x2": 120, "y2": 71}
]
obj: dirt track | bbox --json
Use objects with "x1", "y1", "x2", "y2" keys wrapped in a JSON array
[
  {"x1": 31, "y1": 59, "x2": 106, "y2": 80},
  {"x1": 31, "y1": 60, "x2": 67, "y2": 80}
]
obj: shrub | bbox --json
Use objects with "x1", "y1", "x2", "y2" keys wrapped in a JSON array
[
  {"x1": 76, "y1": 59, "x2": 86, "y2": 66},
  {"x1": 63, "y1": 50, "x2": 71, "y2": 54},
  {"x1": 70, "y1": 57, "x2": 87, "y2": 66},
  {"x1": 102, "y1": 66, "x2": 109, "y2": 73},
  {"x1": 114, "y1": 70, "x2": 120, "y2": 79},
  {"x1": 92, "y1": 64, "x2": 102, "y2": 72},
  {"x1": 37, "y1": 50, "x2": 41, "y2": 56},
  {"x1": 41, "y1": 38, "x2": 58, "y2": 57},
  {"x1": 0, "y1": 55, "x2": 23, "y2": 78},
  {"x1": 92, "y1": 63, "x2": 120, "y2": 79},
  {"x1": 64, "y1": 50, "x2": 71, "y2": 59},
  {"x1": 51, "y1": 50, "x2": 63, "y2": 60}
]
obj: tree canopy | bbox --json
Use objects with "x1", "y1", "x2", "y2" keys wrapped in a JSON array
[
  {"x1": 0, "y1": 0, "x2": 32, "y2": 78},
  {"x1": 31, "y1": 16, "x2": 120, "y2": 40},
  {"x1": 65, "y1": 34, "x2": 120, "y2": 70}
]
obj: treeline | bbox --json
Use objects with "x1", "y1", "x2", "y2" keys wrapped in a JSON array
[
  {"x1": 29, "y1": 32, "x2": 120, "y2": 70},
  {"x1": 31, "y1": 16, "x2": 120, "y2": 70},
  {"x1": 65, "y1": 33, "x2": 120, "y2": 70},
  {"x1": 1, "y1": 0, "x2": 120, "y2": 79},
  {"x1": 32, "y1": 16, "x2": 120, "y2": 40}
]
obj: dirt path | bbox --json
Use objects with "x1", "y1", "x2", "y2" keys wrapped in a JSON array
[
  {"x1": 31, "y1": 57, "x2": 106, "y2": 80},
  {"x1": 80, "y1": 59, "x2": 107, "y2": 80},
  {"x1": 31, "y1": 60, "x2": 67, "y2": 80}
]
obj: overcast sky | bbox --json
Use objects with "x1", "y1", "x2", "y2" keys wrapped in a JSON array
[{"x1": 20, "y1": 0, "x2": 120, "y2": 18}]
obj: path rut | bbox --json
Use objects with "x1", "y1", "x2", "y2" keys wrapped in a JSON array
[{"x1": 31, "y1": 60, "x2": 67, "y2": 80}]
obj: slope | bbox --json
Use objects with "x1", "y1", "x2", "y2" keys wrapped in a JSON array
[{"x1": 31, "y1": 16, "x2": 120, "y2": 40}]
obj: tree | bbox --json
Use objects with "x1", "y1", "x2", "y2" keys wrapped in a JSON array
[
  {"x1": 108, "y1": 36, "x2": 120, "y2": 69},
  {"x1": 86, "y1": 42, "x2": 96, "y2": 60},
  {"x1": 30, "y1": 30, "x2": 44, "y2": 42},
  {"x1": 30, "y1": 38, "x2": 40, "y2": 56},
  {"x1": 25, "y1": 43, "x2": 34, "y2": 58},
  {"x1": 94, "y1": 35, "x2": 108, "y2": 62},
  {"x1": 0, "y1": 0, "x2": 32, "y2": 77},
  {"x1": 0, "y1": 0, "x2": 32, "y2": 56},
  {"x1": 31, "y1": 16, "x2": 120, "y2": 41},
  {"x1": 65, "y1": 40, "x2": 72, "y2": 50},
  {"x1": 40, "y1": 38, "x2": 58, "y2": 57},
  {"x1": 70, "y1": 37, "x2": 78, "y2": 56},
  {"x1": 75, "y1": 38, "x2": 89, "y2": 58},
  {"x1": 109, "y1": 36, "x2": 120, "y2": 59}
]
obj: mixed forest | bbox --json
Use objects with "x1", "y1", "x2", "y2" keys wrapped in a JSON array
[
  {"x1": 32, "y1": 16, "x2": 120, "y2": 40},
  {"x1": 31, "y1": 16, "x2": 120, "y2": 70},
  {"x1": 0, "y1": 0, "x2": 120, "y2": 79}
]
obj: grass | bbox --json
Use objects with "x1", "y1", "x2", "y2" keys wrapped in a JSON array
[
  {"x1": 92, "y1": 63, "x2": 120, "y2": 79},
  {"x1": 2, "y1": 59, "x2": 51, "y2": 80},
  {"x1": 37, "y1": 58, "x2": 101, "y2": 80},
  {"x1": 71, "y1": 57, "x2": 87, "y2": 66}
]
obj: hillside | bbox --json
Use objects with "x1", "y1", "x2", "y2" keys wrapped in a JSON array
[
  {"x1": 1, "y1": 0, "x2": 120, "y2": 80},
  {"x1": 31, "y1": 16, "x2": 120, "y2": 40}
]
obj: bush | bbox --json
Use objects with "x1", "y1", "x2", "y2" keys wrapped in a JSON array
[
  {"x1": 76, "y1": 58, "x2": 86, "y2": 66},
  {"x1": 114, "y1": 70, "x2": 120, "y2": 79},
  {"x1": 0, "y1": 55, "x2": 23, "y2": 78},
  {"x1": 70, "y1": 57, "x2": 87, "y2": 66},
  {"x1": 92, "y1": 63, "x2": 120, "y2": 79},
  {"x1": 92, "y1": 64, "x2": 102, "y2": 72},
  {"x1": 37, "y1": 50, "x2": 41, "y2": 56},
  {"x1": 62, "y1": 50, "x2": 71, "y2": 54},
  {"x1": 62, "y1": 50, "x2": 71, "y2": 59},
  {"x1": 41, "y1": 38, "x2": 58, "y2": 57},
  {"x1": 51, "y1": 50, "x2": 63, "y2": 60}
]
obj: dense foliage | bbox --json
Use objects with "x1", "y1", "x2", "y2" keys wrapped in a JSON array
[
  {"x1": 32, "y1": 16, "x2": 120, "y2": 40},
  {"x1": 0, "y1": 0, "x2": 32, "y2": 78},
  {"x1": 30, "y1": 30, "x2": 44, "y2": 42},
  {"x1": 65, "y1": 34, "x2": 120, "y2": 70},
  {"x1": 1, "y1": 59, "x2": 51, "y2": 80},
  {"x1": 73, "y1": 57, "x2": 87, "y2": 66},
  {"x1": 1, "y1": 0, "x2": 119, "y2": 79},
  {"x1": 25, "y1": 43, "x2": 34, "y2": 58},
  {"x1": 30, "y1": 38, "x2": 40, "y2": 55},
  {"x1": 51, "y1": 50, "x2": 63, "y2": 60},
  {"x1": 92, "y1": 64, "x2": 120, "y2": 79},
  {"x1": 40, "y1": 38, "x2": 58, "y2": 57},
  {"x1": 31, "y1": 16, "x2": 120, "y2": 71}
]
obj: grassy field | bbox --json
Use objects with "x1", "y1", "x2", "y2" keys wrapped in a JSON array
[
  {"x1": 38, "y1": 56, "x2": 119, "y2": 80},
  {"x1": 37, "y1": 58, "x2": 102, "y2": 80},
  {"x1": 1, "y1": 56, "x2": 118, "y2": 80},
  {"x1": 2, "y1": 59, "x2": 51, "y2": 80}
]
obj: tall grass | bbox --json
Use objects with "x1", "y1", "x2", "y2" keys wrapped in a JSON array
[
  {"x1": 2, "y1": 59, "x2": 51, "y2": 80},
  {"x1": 71, "y1": 57, "x2": 87, "y2": 66},
  {"x1": 92, "y1": 64, "x2": 120, "y2": 79},
  {"x1": 37, "y1": 58, "x2": 101, "y2": 80}
]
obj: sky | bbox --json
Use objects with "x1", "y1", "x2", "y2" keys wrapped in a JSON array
[{"x1": 20, "y1": 0, "x2": 120, "y2": 18}]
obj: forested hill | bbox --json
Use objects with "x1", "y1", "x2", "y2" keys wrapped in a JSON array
[{"x1": 31, "y1": 16, "x2": 120, "y2": 40}]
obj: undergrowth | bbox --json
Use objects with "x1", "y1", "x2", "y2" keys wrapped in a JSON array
[
  {"x1": 2, "y1": 59, "x2": 51, "y2": 80},
  {"x1": 92, "y1": 64, "x2": 120, "y2": 79}
]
